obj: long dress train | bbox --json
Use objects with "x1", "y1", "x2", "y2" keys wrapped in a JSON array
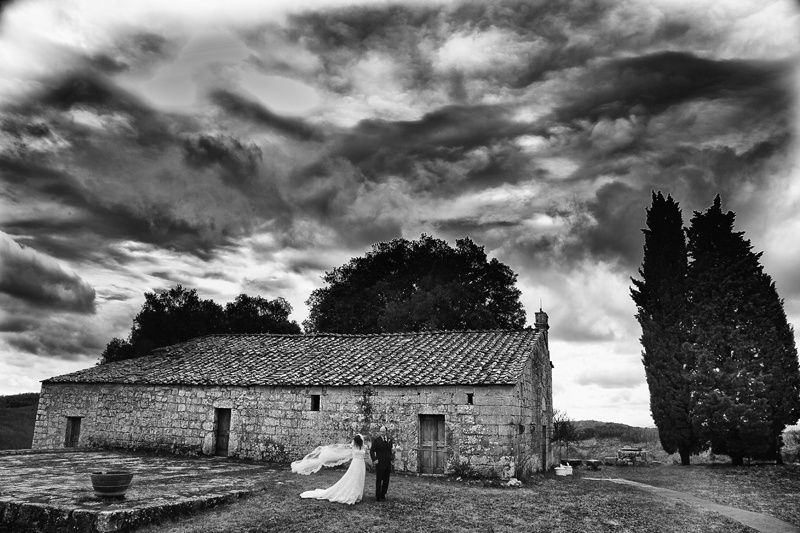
[{"x1": 299, "y1": 447, "x2": 366, "y2": 505}]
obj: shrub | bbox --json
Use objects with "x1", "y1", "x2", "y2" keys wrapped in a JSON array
[
  {"x1": 260, "y1": 438, "x2": 289, "y2": 463},
  {"x1": 447, "y1": 457, "x2": 479, "y2": 478}
]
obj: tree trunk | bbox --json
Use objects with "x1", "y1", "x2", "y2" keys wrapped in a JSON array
[
  {"x1": 679, "y1": 449, "x2": 691, "y2": 465},
  {"x1": 773, "y1": 434, "x2": 783, "y2": 465},
  {"x1": 731, "y1": 454, "x2": 744, "y2": 466}
]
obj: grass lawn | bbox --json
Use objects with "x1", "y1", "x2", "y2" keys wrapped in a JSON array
[
  {"x1": 587, "y1": 463, "x2": 800, "y2": 527},
  {"x1": 139, "y1": 468, "x2": 755, "y2": 533}
]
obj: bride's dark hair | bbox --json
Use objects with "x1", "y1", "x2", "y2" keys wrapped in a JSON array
[{"x1": 352, "y1": 434, "x2": 363, "y2": 448}]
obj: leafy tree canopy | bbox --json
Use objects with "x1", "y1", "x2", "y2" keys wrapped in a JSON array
[
  {"x1": 304, "y1": 234, "x2": 526, "y2": 333},
  {"x1": 551, "y1": 410, "x2": 578, "y2": 446},
  {"x1": 100, "y1": 286, "x2": 300, "y2": 364},
  {"x1": 224, "y1": 294, "x2": 299, "y2": 335}
]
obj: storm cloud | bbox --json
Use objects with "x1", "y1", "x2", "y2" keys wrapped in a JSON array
[
  {"x1": 0, "y1": 70, "x2": 293, "y2": 262},
  {"x1": 210, "y1": 90, "x2": 323, "y2": 141},
  {"x1": 0, "y1": 232, "x2": 95, "y2": 312},
  {"x1": 0, "y1": 0, "x2": 797, "y2": 425}
]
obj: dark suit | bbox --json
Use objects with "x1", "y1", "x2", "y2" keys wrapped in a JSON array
[{"x1": 370, "y1": 435, "x2": 393, "y2": 500}]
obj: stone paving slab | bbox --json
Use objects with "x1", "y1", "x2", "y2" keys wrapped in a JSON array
[{"x1": 0, "y1": 450, "x2": 283, "y2": 532}]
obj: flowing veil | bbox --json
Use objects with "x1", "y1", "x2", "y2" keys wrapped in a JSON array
[{"x1": 291, "y1": 442, "x2": 355, "y2": 475}]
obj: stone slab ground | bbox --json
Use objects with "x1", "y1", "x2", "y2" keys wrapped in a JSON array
[{"x1": 0, "y1": 450, "x2": 281, "y2": 532}]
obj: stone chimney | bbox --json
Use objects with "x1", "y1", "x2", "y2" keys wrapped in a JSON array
[
  {"x1": 535, "y1": 308, "x2": 552, "y2": 367},
  {"x1": 534, "y1": 308, "x2": 549, "y2": 332}
]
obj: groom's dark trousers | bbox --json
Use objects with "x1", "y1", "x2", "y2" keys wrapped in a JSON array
[{"x1": 375, "y1": 461, "x2": 390, "y2": 500}]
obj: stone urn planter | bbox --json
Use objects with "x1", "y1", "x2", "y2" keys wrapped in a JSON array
[{"x1": 90, "y1": 470, "x2": 134, "y2": 498}]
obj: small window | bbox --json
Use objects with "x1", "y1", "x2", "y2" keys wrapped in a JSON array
[
  {"x1": 310, "y1": 394, "x2": 320, "y2": 411},
  {"x1": 466, "y1": 393, "x2": 474, "y2": 405},
  {"x1": 518, "y1": 424, "x2": 525, "y2": 434}
]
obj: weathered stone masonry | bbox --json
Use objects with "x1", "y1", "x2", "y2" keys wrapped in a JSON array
[
  {"x1": 33, "y1": 326, "x2": 555, "y2": 477},
  {"x1": 34, "y1": 381, "x2": 553, "y2": 477}
]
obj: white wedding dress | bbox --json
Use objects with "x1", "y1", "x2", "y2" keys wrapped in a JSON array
[{"x1": 298, "y1": 446, "x2": 367, "y2": 505}]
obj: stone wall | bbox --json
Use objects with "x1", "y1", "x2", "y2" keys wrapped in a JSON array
[
  {"x1": 33, "y1": 378, "x2": 552, "y2": 476},
  {"x1": 510, "y1": 333, "x2": 555, "y2": 477}
]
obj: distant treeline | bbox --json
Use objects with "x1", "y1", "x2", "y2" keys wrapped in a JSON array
[
  {"x1": 0, "y1": 392, "x2": 39, "y2": 408},
  {"x1": 574, "y1": 421, "x2": 660, "y2": 443},
  {"x1": 0, "y1": 393, "x2": 40, "y2": 450}
]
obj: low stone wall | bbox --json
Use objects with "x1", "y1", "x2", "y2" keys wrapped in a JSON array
[{"x1": 34, "y1": 382, "x2": 550, "y2": 476}]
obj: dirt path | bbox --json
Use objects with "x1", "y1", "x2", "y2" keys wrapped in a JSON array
[{"x1": 585, "y1": 478, "x2": 800, "y2": 533}]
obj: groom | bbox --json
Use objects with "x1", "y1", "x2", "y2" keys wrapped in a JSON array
[{"x1": 370, "y1": 425, "x2": 393, "y2": 501}]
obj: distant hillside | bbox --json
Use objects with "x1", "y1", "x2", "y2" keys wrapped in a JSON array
[
  {"x1": 552, "y1": 419, "x2": 665, "y2": 464},
  {"x1": 0, "y1": 392, "x2": 39, "y2": 450},
  {"x1": 568, "y1": 420, "x2": 799, "y2": 464}
]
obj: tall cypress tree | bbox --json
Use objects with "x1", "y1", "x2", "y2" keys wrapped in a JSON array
[
  {"x1": 759, "y1": 280, "x2": 800, "y2": 463},
  {"x1": 687, "y1": 196, "x2": 800, "y2": 464},
  {"x1": 632, "y1": 191, "x2": 702, "y2": 465}
]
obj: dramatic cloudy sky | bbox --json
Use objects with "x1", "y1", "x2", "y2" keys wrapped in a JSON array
[{"x1": 1, "y1": 0, "x2": 799, "y2": 426}]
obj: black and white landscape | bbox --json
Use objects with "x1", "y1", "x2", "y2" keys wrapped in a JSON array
[{"x1": 0, "y1": 0, "x2": 799, "y2": 427}]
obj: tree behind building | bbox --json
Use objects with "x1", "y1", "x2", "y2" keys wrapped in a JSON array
[
  {"x1": 100, "y1": 286, "x2": 300, "y2": 364},
  {"x1": 304, "y1": 234, "x2": 526, "y2": 333}
]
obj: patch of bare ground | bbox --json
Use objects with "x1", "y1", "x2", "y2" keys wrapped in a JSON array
[
  {"x1": 139, "y1": 469, "x2": 754, "y2": 532},
  {"x1": 586, "y1": 463, "x2": 800, "y2": 527}
]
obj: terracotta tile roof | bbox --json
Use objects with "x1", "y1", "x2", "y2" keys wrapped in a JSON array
[{"x1": 44, "y1": 330, "x2": 544, "y2": 387}]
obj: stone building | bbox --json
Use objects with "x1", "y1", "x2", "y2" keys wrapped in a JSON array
[{"x1": 33, "y1": 312, "x2": 555, "y2": 477}]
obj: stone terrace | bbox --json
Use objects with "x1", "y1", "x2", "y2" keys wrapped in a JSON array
[{"x1": 0, "y1": 450, "x2": 285, "y2": 532}]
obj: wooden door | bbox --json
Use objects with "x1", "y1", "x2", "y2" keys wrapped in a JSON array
[
  {"x1": 215, "y1": 408, "x2": 231, "y2": 456},
  {"x1": 419, "y1": 415, "x2": 446, "y2": 474},
  {"x1": 64, "y1": 417, "x2": 81, "y2": 448}
]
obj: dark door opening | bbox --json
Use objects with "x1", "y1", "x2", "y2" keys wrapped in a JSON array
[
  {"x1": 215, "y1": 408, "x2": 231, "y2": 457},
  {"x1": 64, "y1": 417, "x2": 81, "y2": 448},
  {"x1": 419, "y1": 414, "x2": 446, "y2": 474}
]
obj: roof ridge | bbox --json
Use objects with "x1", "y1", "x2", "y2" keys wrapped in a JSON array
[{"x1": 204, "y1": 328, "x2": 533, "y2": 339}]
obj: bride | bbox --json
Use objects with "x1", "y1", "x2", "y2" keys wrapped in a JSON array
[{"x1": 292, "y1": 434, "x2": 367, "y2": 505}]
